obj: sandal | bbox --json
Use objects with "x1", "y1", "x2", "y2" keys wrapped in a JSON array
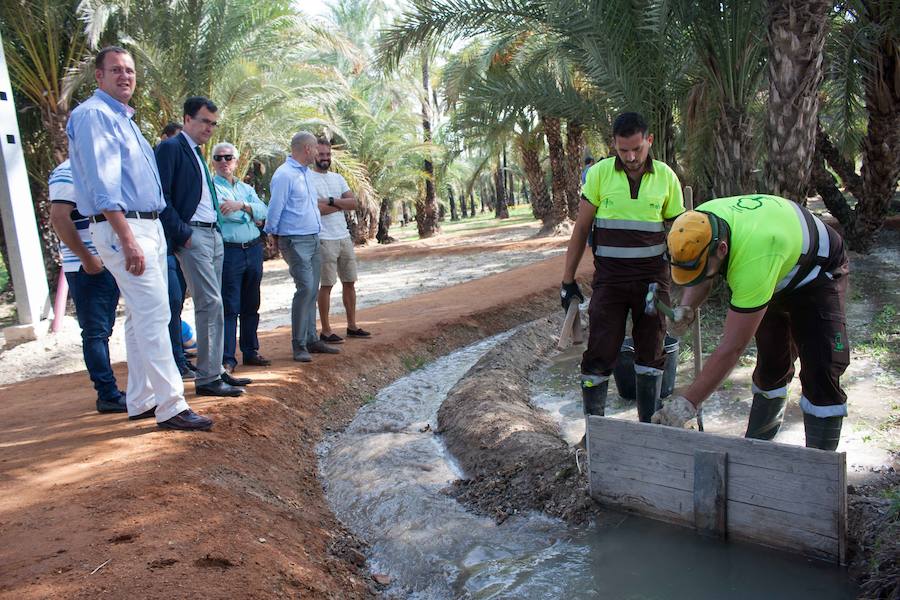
[{"x1": 346, "y1": 327, "x2": 371, "y2": 338}]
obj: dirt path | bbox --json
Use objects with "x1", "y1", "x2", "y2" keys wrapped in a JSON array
[{"x1": 0, "y1": 247, "x2": 593, "y2": 599}]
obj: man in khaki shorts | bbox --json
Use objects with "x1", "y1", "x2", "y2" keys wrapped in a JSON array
[{"x1": 309, "y1": 137, "x2": 371, "y2": 343}]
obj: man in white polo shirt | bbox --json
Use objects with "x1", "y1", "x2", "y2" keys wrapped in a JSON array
[{"x1": 308, "y1": 137, "x2": 370, "y2": 343}]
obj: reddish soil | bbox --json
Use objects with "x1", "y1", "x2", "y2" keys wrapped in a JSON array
[{"x1": 0, "y1": 245, "x2": 592, "y2": 599}]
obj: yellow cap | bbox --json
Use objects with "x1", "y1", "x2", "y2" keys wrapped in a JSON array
[{"x1": 668, "y1": 211, "x2": 715, "y2": 286}]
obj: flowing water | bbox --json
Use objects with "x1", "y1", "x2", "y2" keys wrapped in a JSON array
[{"x1": 319, "y1": 331, "x2": 857, "y2": 599}]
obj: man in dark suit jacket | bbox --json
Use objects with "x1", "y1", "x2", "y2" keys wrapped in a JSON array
[{"x1": 156, "y1": 96, "x2": 250, "y2": 397}]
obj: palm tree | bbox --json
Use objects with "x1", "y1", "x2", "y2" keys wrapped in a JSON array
[
  {"x1": 764, "y1": 0, "x2": 832, "y2": 204},
  {"x1": 812, "y1": 0, "x2": 900, "y2": 251}
]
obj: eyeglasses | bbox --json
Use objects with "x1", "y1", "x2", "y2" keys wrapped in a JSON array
[{"x1": 213, "y1": 154, "x2": 235, "y2": 162}]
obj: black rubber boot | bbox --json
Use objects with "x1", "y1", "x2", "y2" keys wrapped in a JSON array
[
  {"x1": 581, "y1": 375, "x2": 609, "y2": 416},
  {"x1": 744, "y1": 393, "x2": 787, "y2": 440},
  {"x1": 635, "y1": 372, "x2": 663, "y2": 423},
  {"x1": 803, "y1": 413, "x2": 843, "y2": 451}
]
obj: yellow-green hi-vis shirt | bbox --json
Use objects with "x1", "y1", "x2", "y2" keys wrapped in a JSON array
[
  {"x1": 700, "y1": 195, "x2": 804, "y2": 312},
  {"x1": 581, "y1": 157, "x2": 684, "y2": 281}
]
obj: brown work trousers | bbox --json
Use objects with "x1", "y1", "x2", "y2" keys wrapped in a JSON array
[
  {"x1": 752, "y1": 224, "x2": 850, "y2": 410},
  {"x1": 581, "y1": 277, "x2": 668, "y2": 376}
]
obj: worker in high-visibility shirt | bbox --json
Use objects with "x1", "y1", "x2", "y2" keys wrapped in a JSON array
[
  {"x1": 561, "y1": 112, "x2": 684, "y2": 425},
  {"x1": 652, "y1": 194, "x2": 850, "y2": 450}
]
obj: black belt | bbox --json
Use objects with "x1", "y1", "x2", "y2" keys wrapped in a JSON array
[
  {"x1": 224, "y1": 237, "x2": 262, "y2": 250},
  {"x1": 189, "y1": 221, "x2": 217, "y2": 228},
  {"x1": 89, "y1": 210, "x2": 159, "y2": 223}
]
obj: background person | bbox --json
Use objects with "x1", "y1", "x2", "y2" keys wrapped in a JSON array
[
  {"x1": 308, "y1": 138, "x2": 370, "y2": 343},
  {"x1": 211, "y1": 142, "x2": 271, "y2": 371},
  {"x1": 265, "y1": 132, "x2": 340, "y2": 362},
  {"x1": 48, "y1": 159, "x2": 126, "y2": 414},
  {"x1": 157, "y1": 97, "x2": 250, "y2": 396}
]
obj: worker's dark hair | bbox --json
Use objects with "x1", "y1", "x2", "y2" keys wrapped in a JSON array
[
  {"x1": 612, "y1": 112, "x2": 649, "y2": 138},
  {"x1": 316, "y1": 136, "x2": 331, "y2": 146},
  {"x1": 584, "y1": 156, "x2": 594, "y2": 166},
  {"x1": 183, "y1": 96, "x2": 218, "y2": 118},
  {"x1": 95, "y1": 46, "x2": 131, "y2": 70},
  {"x1": 161, "y1": 122, "x2": 183, "y2": 137}
]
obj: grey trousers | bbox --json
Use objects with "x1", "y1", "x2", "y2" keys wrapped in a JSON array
[
  {"x1": 176, "y1": 226, "x2": 225, "y2": 385},
  {"x1": 279, "y1": 234, "x2": 321, "y2": 348}
]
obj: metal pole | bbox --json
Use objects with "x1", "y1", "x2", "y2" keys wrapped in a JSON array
[{"x1": 684, "y1": 186, "x2": 704, "y2": 431}]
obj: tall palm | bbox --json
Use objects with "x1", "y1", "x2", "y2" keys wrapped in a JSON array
[
  {"x1": 764, "y1": 0, "x2": 832, "y2": 204},
  {"x1": 678, "y1": 0, "x2": 768, "y2": 198},
  {"x1": 812, "y1": 0, "x2": 900, "y2": 251}
]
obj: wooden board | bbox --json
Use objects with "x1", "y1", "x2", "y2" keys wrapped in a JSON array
[{"x1": 587, "y1": 416, "x2": 847, "y2": 563}]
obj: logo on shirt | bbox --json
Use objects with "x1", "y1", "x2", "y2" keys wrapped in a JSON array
[
  {"x1": 832, "y1": 332, "x2": 845, "y2": 352},
  {"x1": 734, "y1": 196, "x2": 764, "y2": 211}
]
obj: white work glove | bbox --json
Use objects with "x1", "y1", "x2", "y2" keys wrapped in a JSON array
[
  {"x1": 668, "y1": 305, "x2": 695, "y2": 336},
  {"x1": 651, "y1": 395, "x2": 698, "y2": 428}
]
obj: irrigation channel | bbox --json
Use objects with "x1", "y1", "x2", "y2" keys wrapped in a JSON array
[{"x1": 318, "y1": 327, "x2": 857, "y2": 599}]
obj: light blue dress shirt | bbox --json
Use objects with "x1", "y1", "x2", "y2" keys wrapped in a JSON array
[
  {"x1": 213, "y1": 175, "x2": 268, "y2": 244},
  {"x1": 66, "y1": 89, "x2": 165, "y2": 216},
  {"x1": 264, "y1": 157, "x2": 321, "y2": 236}
]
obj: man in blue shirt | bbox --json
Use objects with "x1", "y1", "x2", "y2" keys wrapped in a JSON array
[
  {"x1": 265, "y1": 132, "x2": 340, "y2": 362},
  {"x1": 211, "y1": 141, "x2": 270, "y2": 372},
  {"x1": 49, "y1": 159, "x2": 126, "y2": 414},
  {"x1": 66, "y1": 46, "x2": 212, "y2": 431}
]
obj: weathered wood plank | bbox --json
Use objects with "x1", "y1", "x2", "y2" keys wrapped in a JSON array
[
  {"x1": 589, "y1": 469, "x2": 694, "y2": 525},
  {"x1": 589, "y1": 417, "x2": 843, "y2": 478},
  {"x1": 694, "y1": 450, "x2": 726, "y2": 538},
  {"x1": 728, "y1": 501, "x2": 839, "y2": 560},
  {"x1": 586, "y1": 416, "x2": 847, "y2": 562}
]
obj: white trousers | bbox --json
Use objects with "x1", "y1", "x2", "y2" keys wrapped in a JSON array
[{"x1": 91, "y1": 219, "x2": 189, "y2": 422}]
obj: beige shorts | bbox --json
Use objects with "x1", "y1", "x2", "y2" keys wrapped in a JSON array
[{"x1": 319, "y1": 237, "x2": 358, "y2": 286}]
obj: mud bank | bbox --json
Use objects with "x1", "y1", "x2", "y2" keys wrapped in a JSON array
[{"x1": 437, "y1": 317, "x2": 596, "y2": 524}]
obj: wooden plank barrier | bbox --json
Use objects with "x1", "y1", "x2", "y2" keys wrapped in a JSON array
[{"x1": 587, "y1": 416, "x2": 847, "y2": 563}]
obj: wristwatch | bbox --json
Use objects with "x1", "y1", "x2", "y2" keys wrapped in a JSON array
[{"x1": 328, "y1": 197, "x2": 335, "y2": 207}]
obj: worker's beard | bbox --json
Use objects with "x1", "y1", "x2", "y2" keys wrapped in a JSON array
[{"x1": 315, "y1": 158, "x2": 331, "y2": 171}]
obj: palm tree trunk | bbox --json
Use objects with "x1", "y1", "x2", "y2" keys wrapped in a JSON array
[
  {"x1": 765, "y1": 0, "x2": 831, "y2": 204},
  {"x1": 852, "y1": 28, "x2": 900, "y2": 252},
  {"x1": 711, "y1": 108, "x2": 754, "y2": 197},
  {"x1": 417, "y1": 52, "x2": 439, "y2": 237},
  {"x1": 448, "y1": 186, "x2": 458, "y2": 221},
  {"x1": 541, "y1": 114, "x2": 569, "y2": 225},
  {"x1": 460, "y1": 188, "x2": 468, "y2": 218},
  {"x1": 493, "y1": 165, "x2": 509, "y2": 219},
  {"x1": 517, "y1": 136, "x2": 550, "y2": 221},
  {"x1": 564, "y1": 120, "x2": 585, "y2": 219},
  {"x1": 376, "y1": 198, "x2": 393, "y2": 244}
]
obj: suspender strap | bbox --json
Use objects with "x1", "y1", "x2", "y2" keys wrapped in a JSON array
[{"x1": 778, "y1": 203, "x2": 830, "y2": 294}]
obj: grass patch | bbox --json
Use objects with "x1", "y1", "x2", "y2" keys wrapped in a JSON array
[
  {"x1": 401, "y1": 354, "x2": 428, "y2": 372},
  {"x1": 856, "y1": 304, "x2": 900, "y2": 374},
  {"x1": 391, "y1": 205, "x2": 537, "y2": 242}
]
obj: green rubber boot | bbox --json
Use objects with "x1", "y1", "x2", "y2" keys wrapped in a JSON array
[
  {"x1": 803, "y1": 413, "x2": 843, "y2": 451},
  {"x1": 581, "y1": 375, "x2": 609, "y2": 416},
  {"x1": 744, "y1": 393, "x2": 787, "y2": 440},
  {"x1": 635, "y1": 372, "x2": 663, "y2": 423}
]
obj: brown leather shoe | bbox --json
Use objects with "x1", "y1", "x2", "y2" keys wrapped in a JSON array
[{"x1": 157, "y1": 409, "x2": 213, "y2": 431}]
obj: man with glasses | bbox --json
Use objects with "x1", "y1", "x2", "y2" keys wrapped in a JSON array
[
  {"x1": 560, "y1": 112, "x2": 684, "y2": 427},
  {"x1": 652, "y1": 195, "x2": 850, "y2": 451},
  {"x1": 211, "y1": 142, "x2": 270, "y2": 373},
  {"x1": 67, "y1": 46, "x2": 211, "y2": 431},
  {"x1": 157, "y1": 97, "x2": 250, "y2": 397}
]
